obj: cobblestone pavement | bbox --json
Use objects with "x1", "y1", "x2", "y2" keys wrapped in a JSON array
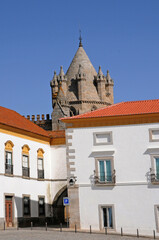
[{"x1": 0, "y1": 230, "x2": 154, "y2": 240}]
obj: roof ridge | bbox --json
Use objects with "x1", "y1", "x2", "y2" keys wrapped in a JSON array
[
  {"x1": 123, "y1": 99, "x2": 159, "y2": 104},
  {"x1": 61, "y1": 98, "x2": 159, "y2": 122},
  {"x1": 63, "y1": 102, "x2": 124, "y2": 120}
]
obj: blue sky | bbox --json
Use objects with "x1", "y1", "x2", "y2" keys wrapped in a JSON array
[{"x1": 0, "y1": 0, "x2": 159, "y2": 117}]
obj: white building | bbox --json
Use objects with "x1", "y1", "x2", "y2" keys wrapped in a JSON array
[
  {"x1": 61, "y1": 99, "x2": 159, "y2": 236},
  {"x1": 0, "y1": 106, "x2": 67, "y2": 228}
]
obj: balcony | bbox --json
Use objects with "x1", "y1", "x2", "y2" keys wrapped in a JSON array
[
  {"x1": 38, "y1": 169, "x2": 44, "y2": 179},
  {"x1": 5, "y1": 164, "x2": 13, "y2": 175},
  {"x1": 22, "y1": 167, "x2": 30, "y2": 177},
  {"x1": 94, "y1": 170, "x2": 116, "y2": 185},
  {"x1": 149, "y1": 168, "x2": 159, "y2": 184}
]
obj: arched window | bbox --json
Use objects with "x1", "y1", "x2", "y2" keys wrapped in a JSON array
[
  {"x1": 5, "y1": 140, "x2": 14, "y2": 175},
  {"x1": 37, "y1": 148, "x2": 44, "y2": 179},
  {"x1": 22, "y1": 145, "x2": 30, "y2": 177},
  {"x1": 91, "y1": 105, "x2": 97, "y2": 111},
  {"x1": 70, "y1": 106, "x2": 77, "y2": 116}
]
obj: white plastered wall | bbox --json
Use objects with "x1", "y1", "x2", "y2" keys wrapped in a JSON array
[
  {"x1": 0, "y1": 131, "x2": 51, "y2": 219},
  {"x1": 68, "y1": 123, "x2": 159, "y2": 236},
  {"x1": 50, "y1": 145, "x2": 67, "y2": 202}
]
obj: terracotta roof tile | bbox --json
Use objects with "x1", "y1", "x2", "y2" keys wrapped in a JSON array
[
  {"x1": 61, "y1": 99, "x2": 159, "y2": 120},
  {"x1": 0, "y1": 106, "x2": 49, "y2": 137}
]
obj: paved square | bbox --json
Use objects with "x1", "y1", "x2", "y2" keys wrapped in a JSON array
[{"x1": 0, "y1": 230, "x2": 154, "y2": 240}]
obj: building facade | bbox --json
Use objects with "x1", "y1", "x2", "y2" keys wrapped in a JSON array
[
  {"x1": 0, "y1": 107, "x2": 67, "y2": 228},
  {"x1": 62, "y1": 99, "x2": 159, "y2": 236}
]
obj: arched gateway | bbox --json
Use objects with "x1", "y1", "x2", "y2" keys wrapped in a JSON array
[{"x1": 52, "y1": 186, "x2": 68, "y2": 224}]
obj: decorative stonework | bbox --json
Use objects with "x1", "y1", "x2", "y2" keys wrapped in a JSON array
[{"x1": 50, "y1": 40, "x2": 114, "y2": 130}]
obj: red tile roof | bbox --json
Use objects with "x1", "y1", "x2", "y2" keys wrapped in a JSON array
[
  {"x1": 61, "y1": 99, "x2": 159, "y2": 120},
  {"x1": 0, "y1": 106, "x2": 49, "y2": 138}
]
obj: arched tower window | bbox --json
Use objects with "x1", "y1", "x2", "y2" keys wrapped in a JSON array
[
  {"x1": 91, "y1": 105, "x2": 97, "y2": 111},
  {"x1": 70, "y1": 106, "x2": 77, "y2": 116},
  {"x1": 22, "y1": 145, "x2": 30, "y2": 178},
  {"x1": 37, "y1": 148, "x2": 44, "y2": 179},
  {"x1": 5, "y1": 140, "x2": 14, "y2": 175}
]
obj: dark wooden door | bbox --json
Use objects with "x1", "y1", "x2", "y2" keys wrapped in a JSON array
[{"x1": 5, "y1": 199, "x2": 13, "y2": 227}]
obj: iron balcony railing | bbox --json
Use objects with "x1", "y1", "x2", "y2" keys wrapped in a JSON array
[
  {"x1": 94, "y1": 170, "x2": 116, "y2": 184},
  {"x1": 22, "y1": 167, "x2": 30, "y2": 177},
  {"x1": 5, "y1": 164, "x2": 13, "y2": 175},
  {"x1": 149, "y1": 168, "x2": 159, "y2": 183},
  {"x1": 150, "y1": 173, "x2": 159, "y2": 183},
  {"x1": 38, "y1": 169, "x2": 44, "y2": 179}
]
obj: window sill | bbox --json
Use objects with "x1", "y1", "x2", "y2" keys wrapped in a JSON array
[
  {"x1": 95, "y1": 182, "x2": 116, "y2": 186},
  {"x1": 22, "y1": 176, "x2": 30, "y2": 179},
  {"x1": 37, "y1": 178, "x2": 45, "y2": 181},
  {"x1": 151, "y1": 181, "x2": 159, "y2": 185},
  {"x1": 4, "y1": 173, "x2": 14, "y2": 177}
]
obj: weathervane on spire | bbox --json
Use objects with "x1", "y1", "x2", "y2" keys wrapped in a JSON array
[{"x1": 79, "y1": 29, "x2": 83, "y2": 47}]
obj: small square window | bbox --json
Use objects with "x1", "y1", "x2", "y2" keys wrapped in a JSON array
[
  {"x1": 93, "y1": 132, "x2": 113, "y2": 145},
  {"x1": 149, "y1": 129, "x2": 159, "y2": 142}
]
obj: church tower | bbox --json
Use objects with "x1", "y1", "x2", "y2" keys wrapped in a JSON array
[{"x1": 50, "y1": 38, "x2": 114, "y2": 130}]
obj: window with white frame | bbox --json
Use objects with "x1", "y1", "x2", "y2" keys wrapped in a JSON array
[
  {"x1": 5, "y1": 140, "x2": 14, "y2": 175},
  {"x1": 22, "y1": 155, "x2": 29, "y2": 177},
  {"x1": 37, "y1": 149, "x2": 44, "y2": 179},
  {"x1": 95, "y1": 157, "x2": 115, "y2": 184},
  {"x1": 37, "y1": 158, "x2": 44, "y2": 179},
  {"x1": 100, "y1": 206, "x2": 114, "y2": 229},
  {"x1": 38, "y1": 158, "x2": 43, "y2": 170},
  {"x1": 99, "y1": 159, "x2": 112, "y2": 182},
  {"x1": 150, "y1": 155, "x2": 159, "y2": 183},
  {"x1": 6, "y1": 152, "x2": 12, "y2": 165},
  {"x1": 22, "y1": 155, "x2": 29, "y2": 168},
  {"x1": 93, "y1": 132, "x2": 113, "y2": 145},
  {"x1": 22, "y1": 145, "x2": 30, "y2": 177}
]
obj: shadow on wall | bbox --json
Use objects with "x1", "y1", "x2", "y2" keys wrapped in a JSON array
[{"x1": 13, "y1": 189, "x2": 67, "y2": 227}]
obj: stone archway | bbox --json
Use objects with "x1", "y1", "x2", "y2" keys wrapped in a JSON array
[{"x1": 52, "y1": 186, "x2": 67, "y2": 224}]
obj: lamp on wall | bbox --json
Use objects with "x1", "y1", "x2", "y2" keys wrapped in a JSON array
[{"x1": 68, "y1": 176, "x2": 77, "y2": 186}]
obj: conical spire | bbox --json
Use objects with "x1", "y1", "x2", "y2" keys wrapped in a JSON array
[
  {"x1": 106, "y1": 70, "x2": 114, "y2": 85},
  {"x1": 53, "y1": 71, "x2": 57, "y2": 81},
  {"x1": 98, "y1": 66, "x2": 103, "y2": 76},
  {"x1": 59, "y1": 66, "x2": 65, "y2": 78}
]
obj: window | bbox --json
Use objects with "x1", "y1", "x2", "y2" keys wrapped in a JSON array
[
  {"x1": 22, "y1": 145, "x2": 30, "y2": 177},
  {"x1": 93, "y1": 132, "x2": 113, "y2": 145},
  {"x1": 22, "y1": 155, "x2": 29, "y2": 177},
  {"x1": 102, "y1": 206, "x2": 113, "y2": 228},
  {"x1": 94, "y1": 157, "x2": 115, "y2": 184},
  {"x1": 37, "y1": 149, "x2": 44, "y2": 179},
  {"x1": 149, "y1": 129, "x2": 159, "y2": 142},
  {"x1": 150, "y1": 156, "x2": 159, "y2": 183},
  {"x1": 5, "y1": 141, "x2": 14, "y2": 175},
  {"x1": 23, "y1": 196, "x2": 30, "y2": 216},
  {"x1": 99, "y1": 160, "x2": 112, "y2": 182},
  {"x1": 38, "y1": 197, "x2": 45, "y2": 216}
]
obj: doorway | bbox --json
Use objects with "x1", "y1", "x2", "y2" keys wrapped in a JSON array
[
  {"x1": 53, "y1": 187, "x2": 67, "y2": 224},
  {"x1": 5, "y1": 196, "x2": 13, "y2": 227}
]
